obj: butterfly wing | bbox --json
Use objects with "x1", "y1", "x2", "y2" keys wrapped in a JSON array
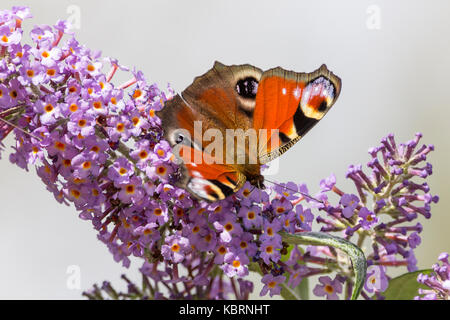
[
  {"x1": 175, "y1": 143, "x2": 246, "y2": 201},
  {"x1": 157, "y1": 62, "x2": 262, "y2": 201},
  {"x1": 182, "y1": 61, "x2": 262, "y2": 134},
  {"x1": 253, "y1": 64, "x2": 342, "y2": 164}
]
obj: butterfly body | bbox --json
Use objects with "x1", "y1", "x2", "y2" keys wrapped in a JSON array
[{"x1": 157, "y1": 62, "x2": 341, "y2": 201}]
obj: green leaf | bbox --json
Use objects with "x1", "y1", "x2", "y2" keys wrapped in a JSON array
[
  {"x1": 280, "y1": 282, "x2": 301, "y2": 300},
  {"x1": 280, "y1": 244, "x2": 294, "y2": 262},
  {"x1": 296, "y1": 277, "x2": 309, "y2": 300},
  {"x1": 280, "y1": 231, "x2": 367, "y2": 300},
  {"x1": 381, "y1": 269, "x2": 433, "y2": 300}
]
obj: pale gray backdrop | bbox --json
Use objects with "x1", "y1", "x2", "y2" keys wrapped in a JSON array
[{"x1": 0, "y1": 0, "x2": 449, "y2": 299}]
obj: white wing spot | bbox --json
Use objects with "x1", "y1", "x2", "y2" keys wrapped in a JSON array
[{"x1": 192, "y1": 170, "x2": 203, "y2": 178}]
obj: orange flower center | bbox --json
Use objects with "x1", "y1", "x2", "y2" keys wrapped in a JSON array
[
  {"x1": 126, "y1": 185, "x2": 135, "y2": 194},
  {"x1": 70, "y1": 189, "x2": 81, "y2": 199},
  {"x1": 91, "y1": 146, "x2": 100, "y2": 153},
  {"x1": 157, "y1": 149, "x2": 165, "y2": 157},
  {"x1": 82, "y1": 161, "x2": 91, "y2": 169},
  {"x1": 93, "y1": 101, "x2": 102, "y2": 109},
  {"x1": 44, "y1": 104, "x2": 53, "y2": 112},
  {"x1": 116, "y1": 123, "x2": 125, "y2": 132},
  {"x1": 133, "y1": 89, "x2": 142, "y2": 99},
  {"x1": 324, "y1": 285, "x2": 334, "y2": 294},
  {"x1": 157, "y1": 166, "x2": 166, "y2": 175},
  {"x1": 139, "y1": 150, "x2": 148, "y2": 159},
  {"x1": 55, "y1": 141, "x2": 65, "y2": 151},
  {"x1": 69, "y1": 104, "x2": 78, "y2": 112}
]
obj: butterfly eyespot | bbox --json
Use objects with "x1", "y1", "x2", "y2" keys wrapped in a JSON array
[
  {"x1": 235, "y1": 77, "x2": 258, "y2": 99},
  {"x1": 170, "y1": 129, "x2": 191, "y2": 147},
  {"x1": 175, "y1": 134, "x2": 184, "y2": 144},
  {"x1": 318, "y1": 100, "x2": 328, "y2": 112}
]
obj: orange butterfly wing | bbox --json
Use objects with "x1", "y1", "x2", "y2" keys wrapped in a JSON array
[
  {"x1": 175, "y1": 144, "x2": 245, "y2": 201},
  {"x1": 253, "y1": 65, "x2": 342, "y2": 164}
]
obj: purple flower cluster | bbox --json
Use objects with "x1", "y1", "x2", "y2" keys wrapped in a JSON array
[
  {"x1": 415, "y1": 252, "x2": 450, "y2": 300},
  {"x1": 300, "y1": 132, "x2": 438, "y2": 299},
  {"x1": 0, "y1": 7, "x2": 311, "y2": 299},
  {"x1": 0, "y1": 7, "x2": 440, "y2": 300}
]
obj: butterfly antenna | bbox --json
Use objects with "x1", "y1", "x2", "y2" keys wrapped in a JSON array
[
  {"x1": 0, "y1": 117, "x2": 42, "y2": 141},
  {"x1": 264, "y1": 178, "x2": 324, "y2": 204}
]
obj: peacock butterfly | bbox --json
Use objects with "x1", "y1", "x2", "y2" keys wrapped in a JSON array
[{"x1": 157, "y1": 62, "x2": 341, "y2": 201}]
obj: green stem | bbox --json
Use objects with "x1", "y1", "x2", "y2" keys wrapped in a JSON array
[{"x1": 281, "y1": 231, "x2": 367, "y2": 300}]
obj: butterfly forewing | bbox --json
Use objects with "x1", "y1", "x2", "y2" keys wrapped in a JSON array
[{"x1": 254, "y1": 64, "x2": 341, "y2": 164}]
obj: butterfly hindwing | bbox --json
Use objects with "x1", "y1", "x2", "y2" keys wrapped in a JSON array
[{"x1": 176, "y1": 144, "x2": 246, "y2": 201}]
